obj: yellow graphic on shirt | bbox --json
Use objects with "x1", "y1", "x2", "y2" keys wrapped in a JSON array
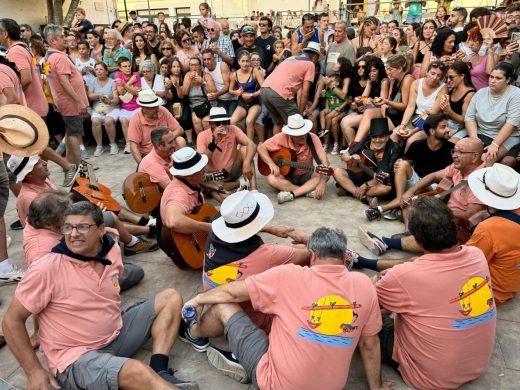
[{"x1": 204, "y1": 262, "x2": 247, "y2": 287}]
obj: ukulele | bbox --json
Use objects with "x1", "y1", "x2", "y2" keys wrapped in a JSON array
[
  {"x1": 258, "y1": 148, "x2": 334, "y2": 177},
  {"x1": 161, "y1": 203, "x2": 218, "y2": 269},
  {"x1": 123, "y1": 170, "x2": 228, "y2": 214},
  {"x1": 71, "y1": 161, "x2": 122, "y2": 212}
]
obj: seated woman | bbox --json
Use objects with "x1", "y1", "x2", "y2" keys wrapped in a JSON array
[
  {"x1": 229, "y1": 51, "x2": 265, "y2": 141},
  {"x1": 464, "y1": 26, "x2": 496, "y2": 91},
  {"x1": 465, "y1": 63, "x2": 520, "y2": 165},
  {"x1": 131, "y1": 32, "x2": 158, "y2": 73},
  {"x1": 139, "y1": 60, "x2": 167, "y2": 105},
  {"x1": 420, "y1": 27, "x2": 459, "y2": 77},
  {"x1": 165, "y1": 57, "x2": 193, "y2": 140},
  {"x1": 87, "y1": 62, "x2": 120, "y2": 156},
  {"x1": 376, "y1": 36, "x2": 398, "y2": 66},
  {"x1": 176, "y1": 31, "x2": 201, "y2": 73},
  {"x1": 412, "y1": 20, "x2": 436, "y2": 79}
]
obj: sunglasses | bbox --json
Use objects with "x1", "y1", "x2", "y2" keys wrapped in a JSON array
[
  {"x1": 182, "y1": 38, "x2": 191, "y2": 43},
  {"x1": 446, "y1": 74, "x2": 462, "y2": 80},
  {"x1": 357, "y1": 65, "x2": 366, "y2": 69},
  {"x1": 208, "y1": 28, "x2": 216, "y2": 32},
  {"x1": 259, "y1": 23, "x2": 269, "y2": 27},
  {"x1": 213, "y1": 121, "x2": 229, "y2": 126},
  {"x1": 430, "y1": 61, "x2": 446, "y2": 70},
  {"x1": 162, "y1": 47, "x2": 173, "y2": 51}
]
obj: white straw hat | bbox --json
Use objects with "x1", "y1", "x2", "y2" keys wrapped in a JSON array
[
  {"x1": 468, "y1": 163, "x2": 520, "y2": 210},
  {"x1": 282, "y1": 114, "x2": 313, "y2": 136},
  {"x1": 170, "y1": 147, "x2": 208, "y2": 176}
]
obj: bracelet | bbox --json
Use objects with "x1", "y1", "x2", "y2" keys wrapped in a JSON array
[{"x1": 491, "y1": 141, "x2": 500, "y2": 148}]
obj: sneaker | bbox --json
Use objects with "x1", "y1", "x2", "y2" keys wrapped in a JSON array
[
  {"x1": 331, "y1": 143, "x2": 339, "y2": 155},
  {"x1": 124, "y1": 143, "x2": 131, "y2": 154},
  {"x1": 357, "y1": 227, "x2": 388, "y2": 256},
  {"x1": 80, "y1": 148, "x2": 90, "y2": 159},
  {"x1": 318, "y1": 129, "x2": 329, "y2": 138},
  {"x1": 123, "y1": 238, "x2": 159, "y2": 256},
  {"x1": 383, "y1": 209, "x2": 403, "y2": 221},
  {"x1": 0, "y1": 265, "x2": 25, "y2": 283},
  {"x1": 345, "y1": 249, "x2": 359, "y2": 270},
  {"x1": 109, "y1": 143, "x2": 119, "y2": 155},
  {"x1": 6, "y1": 235, "x2": 11, "y2": 249},
  {"x1": 10, "y1": 220, "x2": 23, "y2": 231},
  {"x1": 158, "y1": 368, "x2": 199, "y2": 390},
  {"x1": 62, "y1": 164, "x2": 78, "y2": 187},
  {"x1": 305, "y1": 191, "x2": 315, "y2": 199},
  {"x1": 93, "y1": 145, "x2": 104, "y2": 157},
  {"x1": 238, "y1": 176, "x2": 250, "y2": 191},
  {"x1": 146, "y1": 217, "x2": 157, "y2": 227},
  {"x1": 206, "y1": 346, "x2": 248, "y2": 383},
  {"x1": 178, "y1": 319, "x2": 209, "y2": 352},
  {"x1": 277, "y1": 191, "x2": 294, "y2": 204},
  {"x1": 364, "y1": 207, "x2": 382, "y2": 221},
  {"x1": 55, "y1": 141, "x2": 65, "y2": 155}
]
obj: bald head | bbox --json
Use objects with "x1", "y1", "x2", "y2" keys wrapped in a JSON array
[{"x1": 459, "y1": 137, "x2": 484, "y2": 155}]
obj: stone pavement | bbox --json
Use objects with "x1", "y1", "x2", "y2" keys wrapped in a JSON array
[{"x1": 0, "y1": 149, "x2": 519, "y2": 390}]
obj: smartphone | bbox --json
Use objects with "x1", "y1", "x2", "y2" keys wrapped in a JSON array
[{"x1": 511, "y1": 32, "x2": 520, "y2": 52}]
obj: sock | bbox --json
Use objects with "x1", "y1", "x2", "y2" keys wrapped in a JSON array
[
  {"x1": 290, "y1": 191, "x2": 295, "y2": 198},
  {"x1": 382, "y1": 237, "x2": 402, "y2": 250},
  {"x1": 354, "y1": 255, "x2": 379, "y2": 271},
  {"x1": 126, "y1": 235, "x2": 139, "y2": 247},
  {"x1": 0, "y1": 259, "x2": 13, "y2": 272},
  {"x1": 138, "y1": 217, "x2": 150, "y2": 226},
  {"x1": 80, "y1": 144, "x2": 86, "y2": 151},
  {"x1": 150, "y1": 353, "x2": 169, "y2": 373},
  {"x1": 147, "y1": 225, "x2": 157, "y2": 238}
]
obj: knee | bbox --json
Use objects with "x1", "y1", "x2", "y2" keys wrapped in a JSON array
[
  {"x1": 334, "y1": 167, "x2": 346, "y2": 178},
  {"x1": 212, "y1": 303, "x2": 242, "y2": 324},
  {"x1": 105, "y1": 118, "x2": 115, "y2": 126},
  {"x1": 156, "y1": 288, "x2": 183, "y2": 313},
  {"x1": 176, "y1": 137, "x2": 187, "y2": 148}
]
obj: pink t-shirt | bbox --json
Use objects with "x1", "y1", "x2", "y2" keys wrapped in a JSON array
[
  {"x1": 138, "y1": 148, "x2": 172, "y2": 184},
  {"x1": 7, "y1": 43, "x2": 49, "y2": 117},
  {"x1": 15, "y1": 244, "x2": 124, "y2": 375},
  {"x1": 127, "y1": 106, "x2": 180, "y2": 155},
  {"x1": 17, "y1": 180, "x2": 57, "y2": 227},
  {"x1": 160, "y1": 177, "x2": 202, "y2": 221},
  {"x1": 262, "y1": 56, "x2": 315, "y2": 100},
  {"x1": 376, "y1": 245, "x2": 496, "y2": 390},
  {"x1": 246, "y1": 263, "x2": 382, "y2": 390},
  {"x1": 203, "y1": 243, "x2": 296, "y2": 332},
  {"x1": 444, "y1": 163, "x2": 484, "y2": 213},
  {"x1": 46, "y1": 50, "x2": 88, "y2": 116},
  {"x1": 114, "y1": 71, "x2": 141, "y2": 111},
  {"x1": 469, "y1": 56, "x2": 489, "y2": 91},
  {"x1": 23, "y1": 223, "x2": 62, "y2": 266},
  {"x1": 0, "y1": 63, "x2": 27, "y2": 107},
  {"x1": 196, "y1": 125, "x2": 248, "y2": 173},
  {"x1": 263, "y1": 132, "x2": 324, "y2": 177}
]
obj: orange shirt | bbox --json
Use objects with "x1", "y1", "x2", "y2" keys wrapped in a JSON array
[
  {"x1": 138, "y1": 148, "x2": 172, "y2": 185},
  {"x1": 0, "y1": 63, "x2": 27, "y2": 107},
  {"x1": 17, "y1": 180, "x2": 57, "y2": 227},
  {"x1": 466, "y1": 209, "x2": 520, "y2": 304},
  {"x1": 262, "y1": 56, "x2": 315, "y2": 100},
  {"x1": 160, "y1": 177, "x2": 202, "y2": 221},
  {"x1": 444, "y1": 164, "x2": 484, "y2": 213},
  {"x1": 23, "y1": 223, "x2": 62, "y2": 266}
]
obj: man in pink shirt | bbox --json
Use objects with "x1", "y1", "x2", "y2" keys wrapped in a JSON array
[
  {"x1": 257, "y1": 114, "x2": 330, "y2": 204},
  {"x1": 261, "y1": 42, "x2": 320, "y2": 134},
  {"x1": 43, "y1": 24, "x2": 89, "y2": 166},
  {"x1": 184, "y1": 227, "x2": 392, "y2": 390},
  {"x1": 197, "y1": 107, "x2": 257, "y2": 202},
  {"x1": 138, "y1": 127, "x2": 176, "y2": 190},
  {"x1": 375, "y1": 197, "x2": 496, "y2": 390},
  {"x1": 2, "y1": 202, "x2": 198, "y2": 389},
  {"x1": 128, "y1": 89, "x2": 185, "y2": 164}
]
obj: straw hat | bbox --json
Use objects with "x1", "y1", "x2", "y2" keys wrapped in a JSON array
[
  {"x1": 208, "y1": 107, "x2": 232, "y2": 122},
  {"x1": 136, "y1": 90, "x2": 163, "y2": 107},
  {"x1": 0, "y1": 105, "x2": 49, "y2": 157},
  {"x1": 282, "y1": 114, "x2": 313, "y2": 136},
  {"x1": 6, "y1": 155, "x2": 40, "y2": 183},
  {"x1": 170, "y1": 147, "x2": 208, "y2": 176},
  {"x1": 468, "y1": 163, "x2": 520, "y2": 210}
]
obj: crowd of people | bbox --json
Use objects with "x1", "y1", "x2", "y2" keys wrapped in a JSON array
[{"x1": 0, "y1": 1, "x2": 519, "y2": 389}]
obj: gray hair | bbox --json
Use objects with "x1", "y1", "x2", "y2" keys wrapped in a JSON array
[
  {"x1": 27, "y1": 190, "x2": 70, "y2": 229},
  {"x1": 139, "y1": 59, "x2": 157, "y2": 74},
  {"x1": 151, "y1": 126, "x2": 170, "y2": 147},
  {"x1": 43, "y1": 24, "x2": 63, "y2": 42},
  {"x1": 307, "y1": 227, "x2": 347, "y2": 260},
  {"x1": 106, "y1": 28, "x2": 122, "y2": 41},
  {"x1": 64, "y1": 201, "x2": 104, "y2": 226},
  {"x1": 335, "y1": 21, "x2": 347, "y2": 31}
]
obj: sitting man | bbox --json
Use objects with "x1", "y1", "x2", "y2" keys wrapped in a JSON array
[
  {"x1": 375, "y1": 196, "x2": 496, "y2": 390},
  {"x1": 197, "y1": 107, "x2": 257, "y2": 202},
  {"x1": 334, "y1": 118, "x2": 400, "y2": 205},
  {"x1": 8, "y1": 155, "x2": 158, "y2": 256},
  {"x1": 364, "y1": 113, "x2": 454, "y2": 221},
  {"x1": 138, "y1": 127, "x2": 176, "y2": 190},
  {"x1": 2, "y1": 201, "x2": 198, "y2": 389},
  {"x1": 358, "y1": 137, "x2": 485, "y2": 256},
  {"x1": 128, "y1": 89, "x2": 185, "y2": 164},
  {"x1": 257, "y1": 114, "x2": 329, "y2": 204},
  {"x1": 183, "y1": 227, "x2": 392, "y2": 390}
]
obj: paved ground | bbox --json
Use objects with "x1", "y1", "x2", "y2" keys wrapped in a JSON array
[{"x1": 0, "y1": 148, "x2": 519, "y2": 389}]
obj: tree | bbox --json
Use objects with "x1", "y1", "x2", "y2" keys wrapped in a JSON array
[{"x1": 46, "y1": 0, "x2": 81, "y2": 25}]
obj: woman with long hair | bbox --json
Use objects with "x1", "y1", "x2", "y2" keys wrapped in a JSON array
[
  {"x1": 435, "y1": 6, "x2": 448, "y2": 27},
  {"x1": 131, "y1": 32, "x2": 158, "y2": 73},
  {"x1": 159, "y1": 22, "x2": 172, "y2": 41},
  {"x1": 412, "y1": 19, "x2": 437, "y2": 78},
  {"x1": 352, "y1": 17, "x2": 379, "y2": 58},
  {"x1": 392, "y1": 28, "x2": 409, "y2": 53},
  {"x1": 66, "y1": 32, "x2": 80, "y2": 62},
  {"x1": 420, "y1": 28, "x2": 458, "y2": 77},
  {"x1": 405, "y1": 23, "x2": 420, "y2": 48},
  {"x1": 86, "y1": 30, "x2": 104, "y2": 62},
  {"x1": 464, "y1": 26, "x2": 496, "y2": 90},
  {"x1": 377, "y1": 36, "x2": 398, "y2": 65},
  {"x1": 165, "y1": 57, "x2": 193, "y2": 135},
  {"x1": 176, "y1": 31, "x2": 201, "y2": 73}
]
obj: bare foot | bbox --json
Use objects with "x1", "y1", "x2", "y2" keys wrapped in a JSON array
[{"x1": 30, "y1": 332, "x2": 40, "y2": 349}]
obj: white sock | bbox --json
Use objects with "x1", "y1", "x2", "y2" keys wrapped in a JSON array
[
  {"x1": 0, "y1": 259, "x2": 13, "y2": 272},
  {"x1": 80, "y1": 144, "x2": 86, "y2": 151},
  {"x1": 126, "y1": 236, "x2": 139, "y2": 247}
]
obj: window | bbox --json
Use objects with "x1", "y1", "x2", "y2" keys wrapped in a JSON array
[{"x1": 175, "y1": 7, "x2": 191, "y2": 18}]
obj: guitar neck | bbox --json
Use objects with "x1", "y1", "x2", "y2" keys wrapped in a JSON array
[
  {"x1": 278, "y1": 159, "x2": 315, "y2": 172},
  {"x1": 357, "y1": 162, "x2": 376, "y2": 178}
]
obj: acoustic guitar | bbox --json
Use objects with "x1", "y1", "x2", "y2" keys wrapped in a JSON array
[
  {"x1": 123, "y1": 170, "x2": 228, "y2": 214},
  {"x1": 161, "y1": 203, "x2": 218, "y2": 269},
  {"x1": 71, "y1": 161, "x2": 122, "y2": 212},
  {"x1": 258, "y1": 148, "x2": 334, "y2": 177}
]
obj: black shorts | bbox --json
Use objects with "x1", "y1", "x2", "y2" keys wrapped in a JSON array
[
  {"x1": 379, "y1": 316, "x2": 400, "y2": 371},
  {"x1": 237, "y1": 97, "x2": 260, "y2": 111}
]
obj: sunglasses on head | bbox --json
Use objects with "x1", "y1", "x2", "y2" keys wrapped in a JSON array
[{"x1": 430, "y1": 61, "x2": 446, "y2": 70}]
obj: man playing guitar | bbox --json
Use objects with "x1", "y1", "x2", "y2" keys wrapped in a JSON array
[
  {"x1": 334, "y1": 118, "x2": 400, "y2": 204},
  {"x1": 138, "y1": 127, "x2": 176, "y2": 190},
  {"x1": 257, "y1": 114, "x2": 329, "y2": 204}
]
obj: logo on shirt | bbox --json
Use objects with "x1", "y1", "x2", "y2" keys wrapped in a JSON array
[
  {"x1": 203, "y1": 262, "x2": 247, "y2": 288},
  {"x1": 449, "y1": 276, "x2": 496, "y2": 329},
  {"x1": 298, "y1": 295, "x2": 361, "y2": 348},
  {"x1": 111, "y1": 274, "x2": 120, "y2": 289}
]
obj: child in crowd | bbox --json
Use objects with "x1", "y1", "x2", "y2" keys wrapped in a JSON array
[
  {"x1": 75, "y1": 40, "x2": 96, "y2": 84},
  {"x1": 321, "y1": 73, "x2": 348, "y2": 154}
]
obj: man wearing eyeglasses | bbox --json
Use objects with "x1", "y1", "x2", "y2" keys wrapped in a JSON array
[
  {"x1": 202, "y1": 20, "x2": 235, "y2": 66},
  {"x1": 19, "y1": 24, "x2": 32, "y2": 43}
]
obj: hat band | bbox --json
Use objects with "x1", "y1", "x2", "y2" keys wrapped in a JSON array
[
  {"x1": 12, "y1": 157, "x2": 30, "y2": 176},
  {"x1": 481, "y1": 171, "x2": 518, "y2": 198},
  {"x1": 210, "y1": 113, "x2": 230, "y2": 121},
  {"x1": 0, "y1": 114, "x2": 39, "y2": 148},
  {"x1": 141, "y1": 97, "x2": 160, "y2": 105},
  {"x1": 224, "y1": 203, "x2": 260, "y2": 229},
  {"x1": 173, "y1": 153, "x2": 202, "y2": 170}
]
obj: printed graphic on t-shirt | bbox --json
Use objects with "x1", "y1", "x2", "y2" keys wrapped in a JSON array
[
  {"x1": 111, "y1": 274, "x2": 120, "y2": 289},
  {"x1": 203, "y1": 258, "x2": 247, "y2": 288},
  {"x1": 298, "y1": 295, "x2": 361, "y2": 348},
  {"x1": 449, "y1": 276, "x2": 496, "y2": 329}
]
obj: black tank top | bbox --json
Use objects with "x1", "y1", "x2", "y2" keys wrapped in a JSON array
[
  {"x1": 449, "y1": 89, "x2": 476, "y2": 115},
  {"x1": 348, "y1": 78, "x2": 367, "y2": 99}
]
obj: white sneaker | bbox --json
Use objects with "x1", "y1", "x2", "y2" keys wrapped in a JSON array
[
  {"x1": 124, "y1": 143, "x2": 131, "y2": 154},
  {"x1": 238, "y1": 176, "x2": 250, "y2": 190},
  {"x1": 0, "y1": 265, "x2": 25, "y2": 283},
  {"x1": 305, "y1": 191, "x2": 316, "y2": 199},
  {"x1": 331, "y1": 143, "x2": 339, "y2": 155},
  {"x1": 277, "y1": 191, "x2": 294, "y2": 204},
  {"x1": 93, "y1": 145, "x2": 104, "y2": 157},
  {"x1": 109, "y1": 143, "x2": 119, "y2": 155},
  {"x1": 146, "y1": 217, "x2": 157, "y2": 227}
]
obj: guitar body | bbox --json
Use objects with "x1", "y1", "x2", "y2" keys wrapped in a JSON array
[
  {"x1": 161, "y1": 203, "x2": 218, "y2": 269},
  {"x1": 123, "y1": 172, "x2": 162, "y2": 214},
  {"x1": 72, "y1": 177, "x2": 122, "y2": 212},
  {"x1": 258, "y1": 148, "x2": 296, "y2": 177}
]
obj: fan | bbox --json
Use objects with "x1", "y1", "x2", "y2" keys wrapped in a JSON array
[{"x1": 477, "y1": 15, "x2": 508, "y2": 39}]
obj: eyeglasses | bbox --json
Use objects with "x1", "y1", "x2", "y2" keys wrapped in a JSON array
[
  {"x1": 446, "y1": 74, "x2": 462, "y2": 80},
  {"x1": 162, "y1": 47, "x2": 173, "y2": 51},
  {"x1": 182, "y1": 38, "x2": 191, "y2": 43},
  {"x1": 430, "y1": 61, "x2": 446, "y2": 70},
  {"x1": 61, "y1": 223, "x2": 97, "y2": 235},
  {"x1": 357, "y1": 65, "x2": 366, "y2": 69},
  {"x1": 450, "y1": 149, "x2": 477, "y2": 156},
  {"x1": 208, "y1": 28, "x2": 216, "y2": 32},
  {"x1": 259, "y1": 23, "x2": 269, "y2": 27}
]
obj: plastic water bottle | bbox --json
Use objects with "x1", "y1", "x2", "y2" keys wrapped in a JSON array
[{"x1": 182, "y1": 305, "x2": 197, "y2": 324}]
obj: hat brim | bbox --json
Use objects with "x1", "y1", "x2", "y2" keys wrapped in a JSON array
[
  {"x1": 303, "y1": 48, "x2": 320, "y2": 56},
  {"x1": 14, "y1": 156, "x2": 40, "y2": 183},
  {"x1": 0, "y1": 105, "x2": 49, "y2": 157},
  {"x1": 468, "y1": 167, "x2": 520, "y2": 210},
  {"x1": 208, "y1": 116, "x2": 232, "y2": 122},
  {"x1": 212, "y1": 192, "x2": 274, "y2": 243},
  {"x1": 282, "y1": 119, "x2": 313, "y2": 136},
  {"x1": 170, "y1": 154, "x2": 208, "y2": 176},
  {"x1": 137, "y1": 99, "x2": 163, "y2": 108}
]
